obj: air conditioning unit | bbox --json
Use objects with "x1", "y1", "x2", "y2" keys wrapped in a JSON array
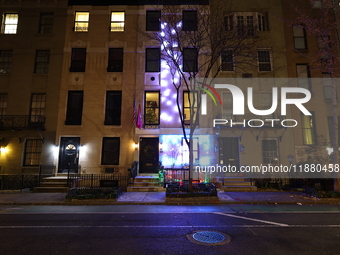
[{"x1": 144, "y1": 73, "x2": 160, "y2": 85}]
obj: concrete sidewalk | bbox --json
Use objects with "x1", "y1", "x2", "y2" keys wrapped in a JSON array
[{"x1": 0, "y1": 190, "x2": 339, "y2": 205}]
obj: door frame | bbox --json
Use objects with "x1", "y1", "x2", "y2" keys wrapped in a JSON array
[
  {"x1": 218, "y1": 136, "x2": 240, "y2": 169},
  {"x1": 58, "y1": 137, "x2": 80, "y2": 173},
  {"x1": 139, "y1": 137, "x2": 159, "y2": 174}
]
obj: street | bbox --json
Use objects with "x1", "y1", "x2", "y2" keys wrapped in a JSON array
[{"x1": 0, "y1": 205, "x2": 339, "y2": 255}]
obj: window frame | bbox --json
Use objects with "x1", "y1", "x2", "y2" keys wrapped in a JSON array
[
  {"x1": 65, "y1": 90, "x2": 84, "y2": 125},
  {"x1": 69, "y1": 48, "x2": 86, "y2": 72},
  {"x1": 302, "y1": 112, "x2": 316, "y2": 145},
  {"x1": 221, "y1": 50, "x2": 234, "y2": 71},
  {"x1": 23, "y1": 139, "x2": 43, "y2": 166},
  {"x1": 183, "y1": 48, "x2": 198, "y2": 72},
  {"x1": 104, "y1": 91, "x2": 122, "y2": 126},
  {"x1": 296, "y1": 64, "x2": 312, "y2": 91},
  {"x1": 101, "y1": 137, "x2": 120, "y2": 165},
  {"x1": 39, "y1": 13, "x2": 54, "y2": 34},
  {"x1": 146, "y1": 10, "x2": 161, "y2": 31},
  {"x1": 0, "y1": 50, "x2": 13, "y2": 74},
  {"x1": 30, "y1": 93, "x2": 46, "y2": 123},
  {"x1": 261, "y1": 138, "x2": 279, "y2": 165},
  {"x1": 145, "y1": 48, "x2": 160, "y2": 72},
  {"x1": 110, "y1": 12, "x2": 125, "y2": 32},
  {"x1": 182, "y1": 10, "x2": 197, "y2": 31},
  {"x1": 1, "y1": 13, "x2": 18, "y2": 34},
  {"x1": 258, "y1": 49, "x2": 272, "y2": 72},
  {"x1": 293, "y1": 25, "x2": 308, "y2": 50},
  {"x1": 183, "y1": 91, "x2": 198, "y2": 125},
  {"x1": 144, "y1": 91, "x2": 160, "y2": 126},
  {"x1": 107, "y1": 48, "x2": 123, "y2": 72},
  {"x1": 34, "y1": 50, "x2": 50, "y2": 74},
  {"x1": 322, "y1": 73, "x2": 333, "y2": 100},
  {"x1": 0, "y1": 93, "x2": 8, "y2": 116},
  {"x1": 74, "y1": 11, "x2": 89, "y2": 32}
]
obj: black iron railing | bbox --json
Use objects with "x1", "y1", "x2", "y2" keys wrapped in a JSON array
[
  {"x1": 0, "y1": 115, "x2": 45, "y2": 130},
  {"x1": 67, "y1": 173, "x2": 130, "y2": 191},
  {"x1": 0, "y1": 175, "x2": 39, "y2": 191}
]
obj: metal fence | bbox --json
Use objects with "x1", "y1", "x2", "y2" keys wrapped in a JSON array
[
  {"x1": 67, "y1": 173, "x2": 131, "y2": 191},
  {"x1": 0, "y1": 175, "x2": 39, "y2": 191}
]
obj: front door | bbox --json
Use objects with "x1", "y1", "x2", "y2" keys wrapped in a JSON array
[
  {"x1": 139, "y1": 137, "x2": 159, "y2": 173},
  {"x1": 58, "y1": 137, "x2": 80, "y2": 173},
  {"x1": 218, "y1": 137, "x2": 240, "y2": 169}
]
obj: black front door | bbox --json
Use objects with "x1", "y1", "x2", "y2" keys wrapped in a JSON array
[
  {"x1": 58, "y1": 137, "x2": 80, "y2": 173},
  {"x1": 218, "y1": 137, "x2": 240, "y2": 169},
  {"x1": 139, "y1": 137, "x2": 159, "y2": 173}
]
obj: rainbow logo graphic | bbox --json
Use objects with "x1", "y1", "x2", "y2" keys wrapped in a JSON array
[{"x1": 197, "y1": 82, "x2": 222, "y2": 115}]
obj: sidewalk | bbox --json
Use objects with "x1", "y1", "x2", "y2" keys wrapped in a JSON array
[{"x1": 0, "y1": 190, "x2": 339, "y2": 205}]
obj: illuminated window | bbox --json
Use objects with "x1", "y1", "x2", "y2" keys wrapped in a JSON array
[
  {"x1": 146, "y1": 10, "x2": 161, "y2": 31},
  {"x1": 293, "y1": 25, "x2": 307, "y2": 50},
  {"x1": 145, "y1": 91, "x2": 160, "y2": 125},
  {"x1": 302, "y1": 114, "x2": 316, "y2": 145},
  {"x1": 23, "y1": 139, "x2": 43, "y2": 166},
  {"x1": 105, "y1": 91, "x2": 122, "y2": 125},
  {"x1": 296, "y1": 64, "x2": 311, "y2": 90},
  {"x1": 145, "y1": 48, "x2": 160, "y2": 72},
  {"x1": 181, "y1": 137, "x2": 198, "y2": 165},
  {"x1": 70, "y1": 48, "x2": 86, "y2": 72},
  {"x1": 101, "y1": 137, "x2": 120, "y2": 165},
  {"x1": 0, "y1": 50, "x2": 12, "y2": 74},
  {"x1": 65, "y1": 91, "x2": 83, "y2": 125},
  {"x1": 183, "y1": 91, "x2": 198, "y2": 125},
  {"x1": 111, "y1": 12, "x2": 124, "y2": 32},
  {"x1": 34, "y1": 50, "x2": 50, "y2": 74},
  {"x1": 30, "y1": 93, "x2": 46, "y2": 123},
  {"x1": 221, "y1": 50, "x2": 234, "y2": 71},
  {"x1": 183, "y1": 48, "x2": 197, "y2": 72},
  {"x1": 1, "y1": 13, "x2": 18, "y2": 34},
  {"x1": 39, "y1": 13, "x2": 54, "y2": 34},
  {"x1": 107, "y1": 48, "x2": 123, "y2": 72},
  {"x1": 182, "y1": 10, "x2": 197, "y2": 31},
  {"x1": 258, "y1": 49, "x2": 272, "y2": 71},
  {"x1": 262, "y1": 139, "x2": 279, "y2": 165},
  {"x1": 74, "y1": 12, "x2": 89, "y2": 32}
]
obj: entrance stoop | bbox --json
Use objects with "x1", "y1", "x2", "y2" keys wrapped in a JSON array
[
  {"x1": 33, "y1": 176, "x2": 70, "y2": 193},
  {"x1": 220, "y1": 177, "x2": 257, "y2": 191},
  {"x1": 127, "y1": 173, "x2": 166, "y2": 192}
]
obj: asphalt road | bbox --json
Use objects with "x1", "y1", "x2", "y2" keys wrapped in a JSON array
[{"x1": 0, "y1": 205, "x2": 339, "y2": 255}]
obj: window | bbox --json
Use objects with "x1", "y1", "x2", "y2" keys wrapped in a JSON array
[
  {"x1": 322, "y1": 73, "x2": 332, "y2": 100},
  {"x1": 327, "y1": 116, "x2": 340, "y2": 145},
  {"x1": 262, "y1": 139, "x2": 279, "y2": 165},
  {"x1": 146, "y1": 10, "x2": 161, "y2": 31},
  {"x1": 0, "y1": 50, "x2": 12, "y2": 74},
  {"x1": 101, "y1": 137, "x2": 120, "y2": 165},
  {"x1": 225, "y1": 13, "x2": 268, "y2": 34},
  {"x1": 23, "y1": 139, "x2": 43, "y2": 166},
  {"x1": 145, "y1": 48, "x2": 160, "y2": 72},
  {"x1": 74, "y1": 12, "x2": 89, "y2": 32},
  {"x1": 0, "y1": 94, "x2": 8, "y2": 116},
  {"x1": 107, "y1": 48, "x2": 123, "y2": 72},
  {"x1": 34, "y1": 50, "x2": 50, "y2": 74},
  {"x1": 183, "y1": 91, "x2": 198, "y2": 125},
  {"x1": 302, "y1": 113, "x2": 316, "y2": 145},
  {"x1": 65, "y1": 91, "x2": 83, "y2": 125},
  {"x1": 222, "y1": 92, "x2": 233, "y2": 119},
  {"x1": 182, "y1": 10, "x2": 197, "y2": 31},
  {"x1": 145, "y1": 91, "x2": 160, "y2": 125},
  {"x1": 183, "y1": 48, "x2": 198, "y2": 72},
  {"x1": 221, "y1": 50, "x2": 234, "y2": 71},
  {"x1": 111, "y1": 12, "x2": 124, "y2": 32},
  {"x1": 70, "y1": 48, "x2": 86, "y2": 72},
  {"x1": 39, "y1": 13, "x2": 53, "y2": 34},
  {"x1": 105, "y1": 91, "x2": 122, "y2": 125},
  {"x1": 224, "y1": 15, "x2": 233, "y2": 31},
  {"x1": 258, "y1": 50, "x2": 271, "y2": 71},
  {"x1": 293, "y1": 25, "x2": 307, "y2": 50},
  {"x1": 30, "y1": 93, "x2": 46, "y2": 123},
  {"x1": 1, "y1": 13, "x2": 18, "y2": 34},
  {"x1": 296, "y1": 64, "x2": 311, "y2": 90},
  {"x1": 318, "y1": 35, "x2": 331, "y2": 59},
  {"x1": 182, "y1": 137, "x2": 198, "y2": 165}
]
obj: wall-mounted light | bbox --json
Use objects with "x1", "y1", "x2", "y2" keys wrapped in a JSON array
[
  {"x1": 134, "y1": 143, "x2": 139, "y2": 150},
  {"x1": 0, "y1": 146, "x2": 7, "y2": 153}
]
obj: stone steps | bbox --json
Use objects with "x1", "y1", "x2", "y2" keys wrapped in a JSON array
[
  {"x1": 33, "y1": 177, "x2": 70, "y2": 193},
  {"x1": 128, "y1": 174, "x2": 164, "y2": 192}
]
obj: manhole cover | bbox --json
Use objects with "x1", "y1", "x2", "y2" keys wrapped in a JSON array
[{"x1": 187, "y1": 230, "x2": 231, "y2": 246}]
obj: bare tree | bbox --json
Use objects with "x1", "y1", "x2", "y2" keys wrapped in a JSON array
[
  {"x1": 285, "y1": 0, "x2": 340, "y2": 191},
  {"x1": 139, "y1": 0, "x2": 258, "y2": 185}
]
